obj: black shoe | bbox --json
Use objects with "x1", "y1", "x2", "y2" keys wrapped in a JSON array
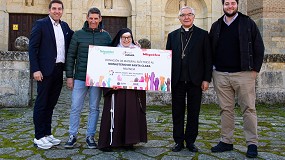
[
  {"x1": 211, "y1": 141, "x2": 233, "y2": 152},
  {"x1": 64, "y1": 135, "x2": 77, "y2": 149},
  {"x1": 99, "y1": 147, "x2": 113, "y2": 152},
  {"x1": 124, "y1": 145, "x2": 135, "y2": 151},
  {"x1": 172, "y1": 143, "x2": 184, "y2": 152},
  {"x1": 186, "y1": 143, "x2": 198, "y2": 152},
  {"x1": 86, "y1": 136, "x2": 97, "y2": 149},
  {"x1": 246, "y1": 144, "x2": 258, "y2": 158}
]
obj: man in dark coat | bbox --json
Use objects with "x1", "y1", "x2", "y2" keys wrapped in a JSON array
[
  {"x1": 166, "y1": 6, "x2": 212, "y2": 152},
  {"x1": 209, "y1": 0, "x2": 264, "y2": 158},
  {"x1": 28, "y1": 0, "x2": 73, "y2": 149}
]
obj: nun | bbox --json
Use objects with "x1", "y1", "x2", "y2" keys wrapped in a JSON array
[{"x1": 98, "y1": 28, "x2": 147, "y2": 152}]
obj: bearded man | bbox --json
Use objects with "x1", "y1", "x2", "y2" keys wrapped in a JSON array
[{"x1": 209, "y1": 0, "x2": 264, "y2": 158}]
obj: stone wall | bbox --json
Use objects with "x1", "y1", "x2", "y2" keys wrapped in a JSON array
[
  {"x1": 1, "y1": 0, "x2": 285, "y2": 106},
  {"x1": 1, "y1": 0, "x2": 222, "y2": 50},
  {"x1": 257, "y1": 54, "x2": 285, "y2": 104},
  {"x1": 0, "y1": 52, "x2": 284, "y2": 107},
  {"x1": 0, "y1": 51, "x2": 31, "y2": 107},
  {"x1": 1, "y1": 0, "x2": 284, "y2": 54},
  {"x1": 147, "y1": 55, "x2": 285, "y2": 106}
]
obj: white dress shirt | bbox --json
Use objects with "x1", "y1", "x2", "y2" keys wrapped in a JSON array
[
  {"x1": 49, "y1": 16, "x2": 65, "y2": 63},
  {"x1": 223, "y1": 13, "x2": 239, "y2": 26}
]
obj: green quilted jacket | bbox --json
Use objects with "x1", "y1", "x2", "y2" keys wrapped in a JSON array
[{"x1": 65, "y1": 21, "x2": 112, "y2": 81}]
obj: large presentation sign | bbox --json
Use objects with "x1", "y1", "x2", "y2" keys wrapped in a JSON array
[{"x1": 86, "y1": 46, "x2": 172, "y2": 92}]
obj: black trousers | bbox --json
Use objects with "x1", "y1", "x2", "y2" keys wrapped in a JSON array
[
  {"x1": 33, "y1": 65, "x2": 63, "y2": 139},
  {"x1": 171, "y1": 81, "x2": 202, "y2": 145}
]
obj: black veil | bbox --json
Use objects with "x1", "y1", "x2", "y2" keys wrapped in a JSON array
[{"x1": 111, "y1": 28, "x2": 136, "y2": 47}]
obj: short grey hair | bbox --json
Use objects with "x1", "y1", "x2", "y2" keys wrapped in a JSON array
[
  {"x1": 87, "y1": 7, "x2": 101, "y2": 17},
  {"x1": 178, "y1": 6, "x2": 195, "y2": 16}
]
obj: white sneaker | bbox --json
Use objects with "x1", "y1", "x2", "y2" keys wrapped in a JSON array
[
  {"x1": 46, "y1": 135, "x2": 61, "y2": 145},
  {"x1": 34, "y1": 137, "x2": 53, "y2": 149}
]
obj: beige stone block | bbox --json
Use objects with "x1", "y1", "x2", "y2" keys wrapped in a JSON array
[
  {"x1": 151, "y1": 16, "x2": 162, "y2": 22},
  {"x1": 136, "y1": 21, "x2": 148, "y2": 27},
  {"x1": 0, "y1": 1, "x2": 6, "y2": 11},
  {"x1": 151, "y1": 11, "x2": 162, "y2": 16},
  {"x1": 1, "y1": 61, "x2": 28, "y2": 70},
  {"x1": 0, "y1": 86, "x2": 16, "y2": 96},
  {"x1": 150, "y1": 28, "x2": 160, "y2": 35},
  {"x1": 37, "y1": 0, "x2": 49, "y2": 6},
  {"x1": 271, "y1": 48, "x2": 280, "y2": 54},
  {"x1": 11, "y1": 0, "x2": 22, "y2": 3},
  {"x1": 272, "y1": 37, "x2": 285, "y2": 42},
  {"x1": 151, "y1": 22, "x2": 162, "y2": 28},
  {"x1": 264, "y1": 63, "x2": 285, "y2": 70},
  {"x1": 135, "y1": 27, "x2": 148, "y2": 36},
  {"x1": 277, "y1": 42, "x2": 285, "y2": 48}
]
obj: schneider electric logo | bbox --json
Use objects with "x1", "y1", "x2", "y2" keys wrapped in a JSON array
[{"x1": 100, "y1": 50, "x2": 114, "y2": 55}]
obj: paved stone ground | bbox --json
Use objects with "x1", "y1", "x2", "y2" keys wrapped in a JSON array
[{"x1": 0, "y1": 83, "x2": 285, "y2": 160}]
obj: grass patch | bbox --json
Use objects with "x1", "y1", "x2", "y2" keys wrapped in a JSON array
[
  {"x1": 147, "y1": 105, "x2": 172, "y2": 112},
  {"x1": 199, "y1": 129, "x2": 220, "y2": 140},
  {"x1": 0, "y1": 108, "x2": 22, "y2": 120},
  {"x1": 200, "y1": 104, "x2": 220, "y2": 116}
]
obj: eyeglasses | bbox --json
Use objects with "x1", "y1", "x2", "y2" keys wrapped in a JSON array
[
  {"x1": 121, "y1": 36, "x2": 132, "y2": 40},
  {"x1": 179, "y1": 13, "x2": 195, "y2": 18}
]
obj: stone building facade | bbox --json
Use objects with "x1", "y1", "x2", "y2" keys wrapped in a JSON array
[
  {"x1": 0, "y1": 0, "x2": 285, "y2": 106},
  {"x1": 0, "y1": 0, "x2": 283, "y2": 54},
  {"x1": 0, "y1": 0, "x2": 247, "y2": 50}
]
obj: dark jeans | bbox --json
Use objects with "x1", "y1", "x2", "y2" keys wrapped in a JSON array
[
  {"x1": 33, "y1": 65, "x2": 63, "y2": 139},
  {"x1": 172, "y1": 81, "x2": 202, "y2": 145}
]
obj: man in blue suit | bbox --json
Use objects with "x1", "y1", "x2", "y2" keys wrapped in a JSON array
[{"x1": 29, "y1": 0, "x2": 73, "y2": 149}]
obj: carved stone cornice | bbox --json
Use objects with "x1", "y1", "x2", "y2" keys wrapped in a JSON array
[
  {"x1": 248, "y1": 7, "x2": 285, "y2": 17},
  {"x1": 264, "y1": 54, "x2": 285, "y2": 63}
]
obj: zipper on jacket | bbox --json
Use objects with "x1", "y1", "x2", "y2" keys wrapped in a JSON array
[{"x1": 93, "y1": 30, "x2": 95, "y2": 45}]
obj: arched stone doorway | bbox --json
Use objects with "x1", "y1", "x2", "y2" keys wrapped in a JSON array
[
  {"x1": 86, "y1": 0, "x2": 132, "y2": 38},
  {"x1": 86, "y1": 0, "x2": 131, "y2": 17},
  {"x1": 164, "y1": 0, "x2": 210, "y2": 46},
  {"x1": 6, "y1": 0, "x2": 50, "y2": 51}
]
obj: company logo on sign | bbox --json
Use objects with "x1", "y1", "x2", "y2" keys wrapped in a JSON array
[
  {"x1": 123, "y1": 51, "x2": 134, "y2": 56},
  {"x1": 143, "y1": 53, "x2": 160, "y2": 56},
  {"x1": 100, "y1": 50, "x2": 114, "y2": 55}
]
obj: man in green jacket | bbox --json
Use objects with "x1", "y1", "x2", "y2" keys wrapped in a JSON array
[{"x1": 64, "y1": 7, "x2": 112, "y2": 149}]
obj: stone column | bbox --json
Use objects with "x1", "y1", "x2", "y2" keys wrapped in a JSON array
[
  {"x1": 247, "y1": 0, "x2": 285, "y2": 104},
  {"x1": 239, "y1": 0, "x2": 247, "y2": 15},
  {"x1": 248, "y1": 0, "x2": 285, "y2": 55},
  {"x1": 71, "y1": 1, "x2": 84, "y2": 30},
  {"x1": 0, "y1": 0, "x2": 8, "y2": 51},
  {"x1": 133, "y1": 0, "x2": 150, "y2": 42},
  {"x1": 149, "y1": 0, "x2": 164, "y2": 49}
]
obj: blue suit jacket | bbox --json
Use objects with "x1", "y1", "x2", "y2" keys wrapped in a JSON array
[{"x1": 29, "y1": 16, "x2": 73, "y2": 76}]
